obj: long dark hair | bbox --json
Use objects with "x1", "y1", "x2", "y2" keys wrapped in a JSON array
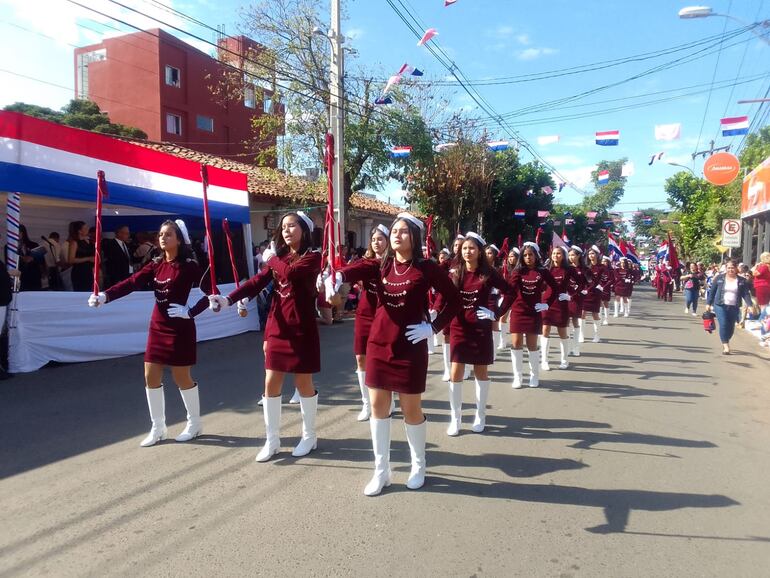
[
  {"x1": 383, "y1": 216, "x2": 423, "y2": 270},
  {"x1": 503, "y1": 249, "x2": 519, "y2": 276},
  {"x1": 568, "y1": 248, "x2": 593, "y2": 282},
  {"x1": 515, "y1": 244, "x2": 543, "y2": 271},
  {"x1": 364, "y1": 226, "x2": 392, "y2": 260},
  {"x1": 273, "y1": 212, "x2": 314, "y2": 258},
  {"x1": 456, "y1": 236, "x2": 492, "y2": 286},
  {"x1": 549, "y1": 246, "x2": 569, "y2": 270},
  {"x1": 484, "y1": 244, "x2": 500, "y2": 268},
  {"x1": 68, "y1": 221, "x2": 86, "y2": 243},
  {"x1": 159, "y1": 220, "x2": 193, "y2": 262}
]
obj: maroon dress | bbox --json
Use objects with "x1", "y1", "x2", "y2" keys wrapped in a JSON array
[
  {"x1": 542, "y1": 266, "x2": 581, "y2": 328},
  {"x1": 431, "y1": 259, "x2": 454, "y2": 339},
  {"x1": 354, "y1": 267, "x2": 380, "y2": 356},
  {"x1": 613, "y1": 267, "x2": 634, "y2": 297},
  {"x1": 105, "y1": 258, "x2": 209, "y2": 366},
  {"x1": 341, "y1": 258, "x2": 460, "y2": 393},
  {"x1": 601, "y1": 267, "x2": 615, "y2": 302},
  {"x1": 567, "y1": 266, "x2": 589, "y2": 318},
  {"x1": 506, "y1": 267, "x2": 558, "y2": 334},
  {"x1": 450, "y1": 269, "x2": 513, "y2": 365},
  {"x1": 228, "y1": 250, "x2": 322, "y2": 374},
  {"x1": 582, "y1": 264, "x2": 607, "y2": 314}
]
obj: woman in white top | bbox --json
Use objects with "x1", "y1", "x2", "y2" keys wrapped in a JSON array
[{"x1": 706, "y1": 260, "x2": 753, "y2": 354}]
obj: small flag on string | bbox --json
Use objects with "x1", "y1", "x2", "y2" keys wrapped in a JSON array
[
  {"x1": 603, "y1": 220, "x2": 614, "y2": 227},
  {"x1": 621, "y1": 161, "x2": 635, "y2": 177},
  {"x1": 434, "y1": 142, "x2": 457, "y2": 152},
  {"x1": 648, "y1": 152, "x2": 665, "y2": 166},
  {"x1": 526, "y1": 188, "x2": 534, "y2": 196},
  {"x1": 632, "y1": 211, "x2": 643, "y2": 216},
  {"x1": 541, "y1": 185, "x2": 553, "y2": 195},
  {"x1": 445, "y1": 0, "x2": 458, "y2": 5},
  {"x1": 565, "y1": 218, "x2": 575, "y2": 225},
  {"x1": 596, "y1": 130, "x2": 619, "y2": 146},
  {"x1": 721, "y1": 116, "x2": 749, "y2": 137},
  {"x1": 537, "y1": 135, "x2": 560, "y2": 146},
  {"x1": 586, "y1": 211, "x2": 598, "y2": 219},
  {"x1": 655, "y1": 123, "x2": 681, "y2": 141},
  {"x1": 537, "y1": 210, "x2": 550, "y2": 218},
  {"x1": 514, "y1": 209, "x2": 526, "y2": 218},
  {"x1": 398, "y1": 63, "x2": 424, "y2": 77},
  {"x1": 375, "y1": 95, "x2": 393, "y2": 105},
  {"x1": 558, "y1": 182, "x2": 566, "y2": 192},
  {"x1": 553, "y1": 220, "x2": 562, "y2": 226},
  {"x1": 390, "y1": 146, "x2": 412, "y2": 158},
  {"x1": 564, "y1": 211, "x2": 572, "y2": 218},
  {"x1": 383, "y1": 75, "x2": 401, "y2": 94},
  {"x1": 598, "y1": 170, "x2": 610, "y2": 185},
  {"x1": 553, "y1": 231, "x2": 568, "y2": 249},
  {"x1": 643, "y1": 217, "x2": 653, "y2": 225},
  {"x1": 487, "y1": 140, "x2": 509, "y2": 151},
  {"x1": 561, "y1": 228, "x2": 570, "y2": 244},
  {"x1": 418, "y1": 28, "x2": 439, "y2": 46}
]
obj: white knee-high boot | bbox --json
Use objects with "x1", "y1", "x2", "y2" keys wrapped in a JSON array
[
  {"x1": 511, "y1": 349, "x2": 524, "y2": 389},
  {"x1": 578, "y1": 319, "x2": 585, "y2": 343},
  {"x1": 613, "y1": 300, "x2": 619, "y2": 317},
  {"x1": 441, "y1": 343, "x2": 451, "y2": 381},
  {"x1": 364, "y1": 417, "x2": 392, "y2": 496},
  {"x1": 175, "y1": 384, "x2": 202, "y2": 442},
  {"x1": 404, "y1": 419, "x2": 427, "y2": 490},
  {"x1": 492, "y1": 330, "x2": 500, "y2": 360},
  {"x1": 472, "y1": 378, "x2": 490, "y2": 433},
  {"x1": 528, "y1": 349, "x2": 541, "y2": 387},
  {"x1": 356, "y1": 370, "x2": 370, "y2": 422},
  {"x1": 289, "y1": 388, "x2": 301, "y2": 404},
  {"x1": 625, "y1": 299, "x2": 631, "y2": 316},
  {"x1": 140, "y1": 386, "x2": 167, "y2": 447},
  {"x1": 592, "y1": 321, "x2": 601, "y2": 343},
  {"x1": 602, "y1": 306, "x2": 609, "y2": 325},
  {"x1": 256, "y1": 396, "x2": 281, "y2": 462},
  {"x1": 559, "y1": 338, "x2": 570, "y2": 369},
  {"x1": 463, "y1": 363, "x2": 471, "y2": 380},
  {"x1": 447, "y1": 381, "x2": 462, "y2": 436},
  {"x1": 292, "y1": 392, "x2": 318, "y2": 457},
  {"x1": 541, "y1": 337, "x2": 551, "y2": 370},
  {"x1": 497, "y1": 326, "x2": 507, "y2": 350}
]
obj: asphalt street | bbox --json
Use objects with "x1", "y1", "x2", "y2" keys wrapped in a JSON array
[{"x1": 1, "y1": 286, "x2": 769, "y2": 577}]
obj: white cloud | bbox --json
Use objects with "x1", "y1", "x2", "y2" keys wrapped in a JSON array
[
  {"x1": 544, "y1": 155, "x2": 585, "y2": 167},
  {"x1": 516, "y1": 34, "x2": 530, "y2": 45},
  {"x1": 345, "y1": 27, "x2": 364, "y2": 40},
  {"x1": 560, "y1": 136, "x2": 593, "y2": 148},
  {"x1": 517, "y1": 47, "x2": 558, "y2": 61},
  {"x1": 558, "y1": 165, "x2": 596, "y2": 188},
  {"x1": 493, "y1": 25, "x2": 514, "y2": 37}
]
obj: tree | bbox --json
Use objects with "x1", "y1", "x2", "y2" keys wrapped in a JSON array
[{"x1": 3, "y1": 100, "x2": 147, "y2": 139}]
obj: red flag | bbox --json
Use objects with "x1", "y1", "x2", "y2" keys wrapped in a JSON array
[
  {"x1": 425, "y1": 215, "x2": 435, "y2": 258},
  {"x1": 667, "y1": 232, "x2": 680, "y2": 268},
  {"x1": 200, "y1": 165, "x2": 219, "y2": 295},
  {"x1": 93, "y1": 170, "x2": 108, "y2": 295},
  {"x1": 499, "y1": 237, "x2": 509, "y2": 255},
  {"x1": 535, "y1": 226, "x2": 543, "y2": 245},
  {"x1": 517, "y1": 233, "x2": 522, "y2": 248}
]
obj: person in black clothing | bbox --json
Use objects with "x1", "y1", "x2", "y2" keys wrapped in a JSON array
[
  {"x1": 102, "y1": 225, "x2": 133, "y2": 288},
  {"x1": 11, "y1": 225, "x2": 43, "y2": 291},
  {"x1": 0, "y1": 245, "x2": 14, "y2": 378},
  {"x1": 67, "y1": 221, "x2": 95, "y2": 292}
]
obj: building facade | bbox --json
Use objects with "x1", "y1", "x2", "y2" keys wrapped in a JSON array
[{"x1": 74, "y1": 29, "x2": 279, "y2": 162}]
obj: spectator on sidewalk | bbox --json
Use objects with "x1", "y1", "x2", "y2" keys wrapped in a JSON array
[
  {"x1": 40, "y1": 232, "x2": 64, "y2": 290},
  {"x1": 706, "y1": 260, "x2": 753, "y2": 355},
  {"x1": 682, "y1": 262, "x2": 705, "y2": 315},
  {"x1": 752, "y1": 252, "x2": 770, "y2": 308},
  {"x1": 102, "y1": 225, "x2": 133, "y2": 288},
  {"x1": 67, "y1": 221, "x2": 95, "y2": 292}
]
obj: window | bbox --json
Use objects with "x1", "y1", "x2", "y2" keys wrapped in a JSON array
[
  {"x1": 166, "y1": 113, "x2": 182, "y2": 135},
  {"x1": 263, "y1": 97, "x2": 272, "y2": 114},
  {"x1": 76, "y1": 49, "x2": 106, "y2": 99},
  {"x1": 196, "y1": 115, "x2": 214, "y2": 132},
  {"x1": 244, "y1": 85, "x2": 256, "y2": 109},
  {"x1": 165, "y1": 65, "x2": 180, "y2": 87}
]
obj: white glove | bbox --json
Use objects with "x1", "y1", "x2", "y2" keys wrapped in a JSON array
[
  {"x1": 534, "y1": 303, "x2": 549, "y2": 313},
  {"x1": 236, "y1": 297, "x2": 249, "y2": 314},
  {"x1": 88, "y1": 292, "x2": 107, "y2": 308},
  {"x1": 405, "y1": 322, "x2": 433, "y2": 344},
  {"x1": 558, "y1": 293, "x2": 571, "y2": 302},
  {"x1": 476, "y1": 306, "x2": 496, "y2": 321},
  {"x1": 208, "y1": 294, "x2": 230, "y2": 312},
  {"x1": 429, "y1": 309, "x2": 438, "y2": 322},
  {"x1": 316, "y1": 270, "x2": 329, "y2": 292},
  {"x1": 324, "y1": 271, "x2": 343, "y2": 301},
  {"x1": 581, "y1": 289, "x2": 589, "y2": 295},
  {"x1": 262, "y1": 241, "x2": 276, "y2": 263},
  {"x1": 595, "y1": 285, "x2": 604, "y2": 292},
  {"x1": 167, "y1": 303, "x2": 191, "y2": 319}
]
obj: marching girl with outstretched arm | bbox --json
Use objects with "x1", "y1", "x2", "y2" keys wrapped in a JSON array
[
  {"x1": 351, "y1": 224, "x2": 390, "y2": 421},
  {"x1": 326, "y1": 213, "x2": 460, "y2": 496},
  {"x1": 566, "y1": 246, "x2": 592, "y2": 356},
  {"x1": 541, "y1": 246, "x2": 582, "y2": 371},
  {"x1": 507, "y1": 242, "x2": 559, "y2": 389},
  {"x1": 209, "y1": 212, "x2": 321, "y2": 462},
  {"x1": 600, "y1": 255, "x2": 616, "y2": 325},
  {"x1": 497, "y1": 247, "x2": 519, "y2": 352},
  {"x1": 612, "y1": 258, "x2": 635, "y2": 317},
  {"x1": 88, "y1": 220, "x2": 211, "y2": 447},
  {"x1": 582, "y1": 246, "x2": 609, "y2": 343},
  {"x1": 446, "y1": 233, "x2": 513, "y2": 435}
]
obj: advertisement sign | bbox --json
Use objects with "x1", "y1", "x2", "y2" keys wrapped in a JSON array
[
  {"x1": 704, "y1": 152, "x2": 741, "y2": 186},
  {"x1": 742, "y1": 155, "x2": 770, "y2": 219}
]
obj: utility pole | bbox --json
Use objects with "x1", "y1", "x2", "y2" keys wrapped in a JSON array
[
  {"x1": 329, "y1": 0, "x2": 346, "y2": 244},
  {"x1": 691, "y1": 140, "x2": 730, "y2": 160}
]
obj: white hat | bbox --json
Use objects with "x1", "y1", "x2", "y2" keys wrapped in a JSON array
[
  {"x1": 465, "y1": 231, "x2": 486, "y2": 246},
  {"x1": 455, "y1": 234, "x2": 466, "y2": 240},
  {"x1": 510, "y1": 247, "x2": 521, "y2": 255},
  {"x1": 569, "y1": 245, "x2": 584, "y2": 254},
  {"x1": 374, "y1": 224, "x2": 389, "y2": 237},
  {"x1": 589, "y1": 244, "x2": 601, "y2": 254},
  {"x1": 296, "y1": 211, "x2": 314, "y2": 232},
  {"x1": 174, "y1": 219, "x2": 191, "y2": 245},
  {"x1": 601, "y1": 255, "x2": 611, "y2": 262},
  {"x1": 488, "y1": 244, "x2": 500, "y2": 253},
  {"x1": 396, "y1": 212, "x2": 424, "y2": 231},
  {"x1": 522, "y1": 241, "x2": 541, "y2": 254}
]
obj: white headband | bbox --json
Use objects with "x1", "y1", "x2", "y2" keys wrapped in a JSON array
[
  {"x1": 455, "y1": 234, "x2": 466, "y2": 240},
  {"x1": 375, "y1": 224, "x2": 389, "y2": 237},
  {"x1": 440, "y1": 248, "x2": 450, "y2": 255},
  {"x1": 465, "y1": 231, "x2": 486, "y2": 246},
  {"x1": 570, "y1": 245, "x2": 584, "y2": 254},
  {"x1": 590, "y1": 245, "x2": 601, "y2": 254},
  {"x1": 296, "y1": 211, "x2": 314, "y2": 232},
  {"x1": 396, "y1": 212, "x2": 424, "y2": 231},
  {"x1": 510, "y1": 247, "x2": 520, "y2": 255},
  {"x1": 601, "y1": 255, "x2": 611, "y2": 262},
  {"x1": 488, "y1": 244, "x2": 500, "y2": 253},
  {"x1": 174, "y1": 219, "x2": 191, "y2": 245},
  {"x1": 522, "y1": 241, "x2": 540, "y2": 254}
]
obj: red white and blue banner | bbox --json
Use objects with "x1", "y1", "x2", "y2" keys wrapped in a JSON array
[
  {"x1": 598, "y1": 170, "x2": 610, "y2": 184},
  {"x1": 487, "y1": 140, "x2": 510, "y2": 151},
  {"x1": 514, "y1": 209, "x2": 525, "y2": 218},
  {"x1": 0, "y1": 112, "x2": 249, "y2": 221},
  {"x1": 390, "y1": 146, "x2": 412, "y2": 158},
  {"x1": 720, "y1": 116, "x2": 749, "y2": 137},
  {"x1": 607, "y1": 232, "x2": 623, "y2": 260},
  {"x1": 596, "y1": 130, "x2": 619, "y2": 146}
]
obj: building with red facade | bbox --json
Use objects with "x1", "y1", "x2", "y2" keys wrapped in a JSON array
[{"x1": 74, "y1": 29, "x2": 279, "y2": 163}]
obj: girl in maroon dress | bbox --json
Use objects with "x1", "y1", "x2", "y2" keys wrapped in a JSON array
[
  {"x1": 484, "y1": 243, "x2": 503, "y2": 361},
  {"x1": 507, "y1": 243, "x2": 558, "y2": 389},
  {"x1": 600, "y1": 255, "x2": 616, "y2": 325},
  {"x1": 436, "y1": 235, "x2": 466, "y2": 381},
  {"x1": 327, "y1": 213, "x2": 460, "y2": 496},
  {"x1": 88, "y1": 220, "x2": 210, "y2": 447},
  {"x1": 541, "y1": 246, "x2": 581, "y2": 371},
  {"x1": 567, "y1": 246, "x2": 592, "y2": 356},
  {"x1": 612, "y1": 258, "x2": 634, "y2": 317},
  {"x1": 497, "y1": 247, "x2": 519, "y2": 352},
  {"x1": 430, "y1": 249, "x2": 452, "y2": 358},
  {"x1": 209, "y1": 212, "x2": 322, "y2": 462},
  {"x1": 582, "y1": 246, "x2": 609, "y2": 343},
  {"x1": 446, "y1": 233, "x2": 512, "y2": 435},
  {"x1": 352, "y1": 224, "x2": 390, "y2": 421}
]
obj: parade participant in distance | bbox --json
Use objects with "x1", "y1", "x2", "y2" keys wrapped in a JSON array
[
  {"x1": 484, "y1": 243, "x2": 502, "y2": 361},
  {"x1": 436, "y1": 236, "x2": 465, "y2": 381},
  {"x1": 508, "y1": 242, "x2": 558, "y2": 389},
  {"x1": 600, "y1": 255, "x2": 615, "y2": 325},
  {"x1": 541, "y1": 246, "x2": 580, "y2": 371},
  {"x1": 446, "y1": 233, "x2": 513, "y2": 435},
  {"x1": 582, "y1": 246, "x2": 608, "y2": 343},
  {"x1": 326, "y1": 213, "x2": 460, "y2": 496},
  {"x1": 88, "y1": 220, "x2": 211, "y2": 447},
  {"x1": 210, "y1": 212, "x2": 322, "y2": 462},
  {"x1": 612, "y1": 258, "x2": 635, "y2": 318},
  {"x1": 566, "y1": 246, "x2": 592, "y2": 357},
  {"x1": 498, "y1": 247, "x2": 520, "y2": 351}
]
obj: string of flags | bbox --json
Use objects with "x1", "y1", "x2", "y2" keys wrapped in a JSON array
[
  {"x1": 721, "y1": 116, "x2": 749, "y2": 136},
  {"x1": 648, "y1": 152, "x2": 665, "y2": 165}
]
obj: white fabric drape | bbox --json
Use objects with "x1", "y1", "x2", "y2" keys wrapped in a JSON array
[{"x1": 9, "y1": 283, "x2": 259, "y2": 373}]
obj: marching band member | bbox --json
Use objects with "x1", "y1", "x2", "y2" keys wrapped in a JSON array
[
  {"x1": 600, "y1": 255, "x2": 615, "y2": 325},
  {"x1": 498, "y1": 247, "x2": 519, "y2": 351},
  {"x1": 541, "y1": 246, "x2": 581, "y2": 371},
  {"x1": 612, "y1": 258, "x2": 634, "y2": 317},
  {"x1": 88, "y1": 220, "x2": 210, "y2": 447},
  {"x1": 447, "y1": 233, "x2": 513, "y2": 435},
  {"x1": 484, "y1": 243, "x2": 502, "y2": 361},
  {"x1": 436, "y1": 236, "x2": 464, "y2": 381},
  {"x1": 566, "y1": 246, "x2": 591, "y2": 356},
  {"x1": 326, "y1": 213, "x2": 460, "y2": 496},
  {"x1": 582, "y1": 246, "x2": 609, "y2": 343},
  {"x1": 210, "y1": 212, "x2": 322, "y2": 462},
  {"x1": 508, "y1": 242, "x2": 558, "y2": 389}
]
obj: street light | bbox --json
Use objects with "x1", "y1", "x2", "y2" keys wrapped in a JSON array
[
  {"x1": 678, "y1": 6, "x2": 713, "y2": 18},
  {"x1": 678, "y1": 6, "x2": 770, "y2": 45},
  {"x1": 667, "y1": 162, "x2": 698, "y2": 176}
]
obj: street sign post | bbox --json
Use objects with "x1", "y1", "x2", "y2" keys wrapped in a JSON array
[{"x1": 721, "y1": 219, "x2": 742, "y2": 248}]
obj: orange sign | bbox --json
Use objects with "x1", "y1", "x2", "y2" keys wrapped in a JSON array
[
  {"x1": 742, "y1": 155, "x2": 770, "y2": 219},
  {"x1": 704, "y1": 152, "x2": 741, "y2": 186}
]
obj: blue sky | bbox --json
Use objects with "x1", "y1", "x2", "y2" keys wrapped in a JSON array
[{"x1": 1, "y1": 0, "x2": 768, "y2": 215}]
